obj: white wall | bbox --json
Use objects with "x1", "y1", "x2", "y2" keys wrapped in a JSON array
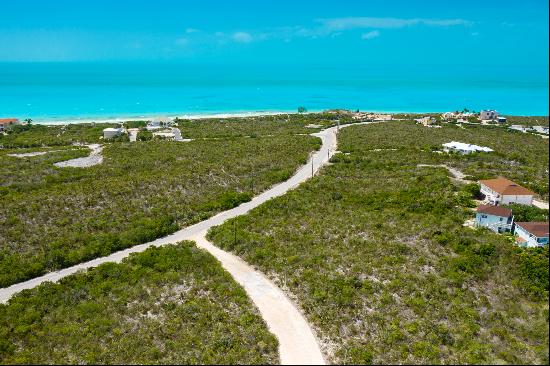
[
  {"x1": 480, "y1": 184, "x2": 499, "y2": 203},
  {"x1": 515, "y1": 225, "x2": 539, "y2": 247},
  {"x1": 502, "y1": 195, "x2": 533, "y2": 205}
]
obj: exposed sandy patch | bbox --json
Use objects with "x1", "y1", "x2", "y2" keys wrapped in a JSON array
[
  {"x1": 8, "y1": 151, "x2": 54, "y2": 158},
  {"x1": 54, "y1": 144, "x2": 103, "y2": 168}
]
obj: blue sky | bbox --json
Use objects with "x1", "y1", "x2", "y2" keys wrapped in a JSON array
[{"x1": 1, "y1": 0, "x2": 548, "y2": 66}]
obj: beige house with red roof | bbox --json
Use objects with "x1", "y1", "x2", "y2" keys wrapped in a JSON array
[
  {"x1": 0, "y1": 118, "x2": 20, "y2": 132},
  {"x1": 479, "y1": 177, "x2": 535, "y2": 206},
  {"x1": 514, "y1": 222, "x2": 549, "y2": 247}
]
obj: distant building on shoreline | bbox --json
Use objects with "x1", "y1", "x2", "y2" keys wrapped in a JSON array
[
  {"x1": 480, "y1": 110, "x2": 499, "y2": 121},
  {"x1": 103, "y1": 127, "x2": 124, "y2": 139},
  {"x1": 531, "y1": 126, "x2": 549, "y2": 135},
  {"x1": 415, "y1": 116, "x2": 437, "y2": 126},
  {"x1": 0, "y1": 118, "x2": 20, "y2": 132}
]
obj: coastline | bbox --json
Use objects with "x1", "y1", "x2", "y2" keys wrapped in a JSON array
[
  {"x1": 30, "y1": 110, "x2": 302, "y2": 125},
  {"x1": 17, "y1": 108, "x2": 550, "y2": 125}
]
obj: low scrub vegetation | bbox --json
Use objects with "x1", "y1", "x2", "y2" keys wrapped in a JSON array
[
  {"x1": 0, "y1": 121, "x2": 320, "y2": 286},
  {"x1": 209, "y1": 122, "x2": 549, "y2": 364},
  {"x1": 0, "y1": 123, "x2": 116, "y2": 148},
  {"x1": 503, "y1": 115, "x2": 549, "y2": 127},
  {"x1": 175, "y1": 112, "x2": 348, "y2": 138},
  {"x1": 344, "y1": 121, "x2": 549, "y2": 199},
  {"x1": 0, "y1": 242, "x2": 278, "y2": 364},
  {"x1": 503, "y1": 203, "x2": 549, "y2": 222}
]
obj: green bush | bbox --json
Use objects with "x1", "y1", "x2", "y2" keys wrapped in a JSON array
[
  {"x1": 208, "y1": 121, "x2": 548, "y2": 364},
  {"x1": 0, "y1": 243, "x2": 278, "y2": 364}
]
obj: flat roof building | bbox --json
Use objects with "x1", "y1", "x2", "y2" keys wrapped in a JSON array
[{"x1": 442, "y1": 141, "x2": 493, "y2": 154}]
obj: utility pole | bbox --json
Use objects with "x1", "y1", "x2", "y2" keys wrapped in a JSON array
[{"x1": 233, "y1": 221, "x2": 237, "y2": 246}]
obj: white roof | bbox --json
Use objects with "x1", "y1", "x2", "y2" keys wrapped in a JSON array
[
  {"x1": 152, "y1": 132, "x2": 175, "y2": 137},
  {"x1": 103, "y1": 127, "x2": 122, "y2": 132},
  {"x1": 442, "y1": 141, "x2": 493, "y2": 152},
  {"x1": 151, "y1": 117, "x2": 173, "y2": 123}
]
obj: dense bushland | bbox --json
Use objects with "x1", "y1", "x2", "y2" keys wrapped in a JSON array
[
  {"x1": 0, "y1": 123, "x2": 320, "y2": 286},
  {"x1": 0, "y1": 123, "x2": 116, "y2": 148},
  {"x1": 0, "y1": 242, "x2": 278, "y2": 364},
  {"x1": 209, "y1": 122, "x2": 549, "y2": 364}
]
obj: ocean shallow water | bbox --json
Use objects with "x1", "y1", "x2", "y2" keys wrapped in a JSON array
[{"x1": 0, "y1": 62, "x2": 547, "y2": 122}]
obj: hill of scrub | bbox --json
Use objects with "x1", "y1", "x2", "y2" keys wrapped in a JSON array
[
  {"x1": 0, "y1": 118, "x2": 322, "y2": 287},
  {"x1": 0, "y1": 242, "x2": 277, "y2": 364},
  {"x1": 208, "y1": 121, "x2": 549, "y2": 364}
]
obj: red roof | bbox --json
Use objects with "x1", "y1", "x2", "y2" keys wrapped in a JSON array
[
  {"x1": 0, "y1": 118, "x2": 19, "y2": 125},
  {"x1": 480, "y1": 177, "x2": 535, "y2": 196},
  {"x1": 515, "y1": 222, "x2": 549, "y2": 238},
  {"x1": 477, "y1": 205, "x2": 512, "y2": 217}
]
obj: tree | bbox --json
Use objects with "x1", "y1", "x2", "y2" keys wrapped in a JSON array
[
  {"x1": 297, "y1": 106, "x2": 307, "y2": 114},
  {"x1": 24, "y1": 118, "x2": 33, "y2": 125}
]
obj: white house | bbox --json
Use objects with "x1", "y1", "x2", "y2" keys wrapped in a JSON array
[
  {"x1": 479, "y1": 177, "x2": 535, "y2": 206},
  {"x1": 103, "y1": 127, "x2": 124, "y2": 139},
  {"x1": 480, "y1": 110, "x2": 499, "y2": 121},
  {"x1": 147, "y1": 117, "x2": 175, "y2": 130},
  {"x1": 442, "y1": 141, "x2": 493, "y2": 154},
  {"x1": 152, "y1": 130, "x2": 175, "y2": 140},
  {"x1": 442, "y1": 112, "x2": 475, "y2": 121},
  {"x1": 415, "y1": 116, "x2": 437, "y2": 126},
  {"x1": 442, "y1": 112, "x2": 456, "y2": 120},
  {"x1": 475, "y1": 205, "x2": 514, "y2": 233},
  {"x1": 531, "y1": 126, "x2": 549, "y2": 135},
  {"x1": 509, "y1": 125, "x2": 527, "y2": 133},
  {"x1": 514, "y1": 222, "x2": 549, "y2": 247}
]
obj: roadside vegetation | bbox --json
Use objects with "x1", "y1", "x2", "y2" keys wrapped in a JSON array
[
  {"x1": 208, "y1": 121, "x2": 549, "y2": 364},
  {"x1": 0, "y1": 119, "x2": 322, "y2": 286},
  {"x1": 0, "y1": 242, "x2": 278, "y2": 364}
]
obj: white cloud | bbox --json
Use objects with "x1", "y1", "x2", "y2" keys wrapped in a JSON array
[
  {"x1": 319, "y1": 17, "x2": 472, "y2": 31},
  {"x1": 176, "y1": 16, "x2": 472, "y2": 48},
  {"x1": 361, "y1": 30, "x2": 380, "y2": 40},
  {"x1": 231, "y1": 31, "x2": 253, "y2": 43},
  {"x1": 175, "y1": 37, "x2": 189, "y2": 46}
]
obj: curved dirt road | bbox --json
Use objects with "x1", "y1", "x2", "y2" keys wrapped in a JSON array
[{"x1": 0, "y1": 123, "x2": 368, "y2": 364}]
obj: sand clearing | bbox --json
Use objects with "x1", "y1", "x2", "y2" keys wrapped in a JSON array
[
  {"x1": 54, "y1": 144, "x2": 103, "y2": 168},
  {"x1": 8, "y1": 151, "x2": 53, "y2": 158}
]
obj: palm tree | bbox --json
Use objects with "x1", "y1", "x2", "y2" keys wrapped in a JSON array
[{"x1": 24, "y1": 118, "x2": 32, "y2": 125}]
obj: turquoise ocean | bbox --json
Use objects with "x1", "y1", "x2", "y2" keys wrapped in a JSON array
[{"x1": 0, "y1": 62, "x2": 548, "y2": 122}]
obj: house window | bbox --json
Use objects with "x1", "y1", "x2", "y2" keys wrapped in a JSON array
[
  {"x1": 499, "y1": 217, "x2": 503, "y2": 221},
  {"x1": 481, "y1": 215, "x2": 487, "y2": 218}
]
